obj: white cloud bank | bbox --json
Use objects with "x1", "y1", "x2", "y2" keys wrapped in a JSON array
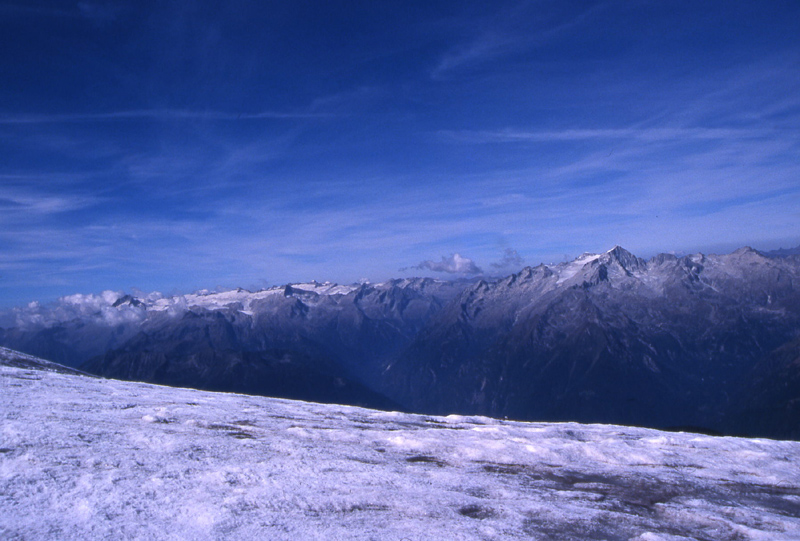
[
  {"x1": 5, "y1": 290, "x2": 150, "y2": 329},
  {"x1": 407, "y1": 253, "x2": 483, "y2": 275}
]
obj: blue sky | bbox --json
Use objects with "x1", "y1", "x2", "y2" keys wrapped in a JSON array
[{"x1": 1, "y1": 0, "x2": 799, "y2": 308}]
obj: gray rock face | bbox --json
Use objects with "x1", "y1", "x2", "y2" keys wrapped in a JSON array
[{"x1": 2, "y1": 247, "x2": 800, "y2": 438}]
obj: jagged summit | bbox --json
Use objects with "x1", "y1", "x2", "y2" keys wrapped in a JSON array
[
  {"x1": 111, "y1": 294, "x2": 144, "y2": 308},
  {"x1": 600, "y1": 245, "x2": 647, "y2": 274},
  {"x1": 730, "y1": 246, "x2": 768, "y2": 259},
  {"x1": 649, "y1": 252, "x2": 678, "y2": 265},
  {"x1": 2, "y1": 245, "x2": 774, "y2": 325},
  {"x1": 543, "y1": 245, "x2": 646, "y2": 285}
]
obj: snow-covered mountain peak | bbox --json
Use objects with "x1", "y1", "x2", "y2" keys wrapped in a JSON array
[
  {"x1": 3, "y1": 245, "x2": 800, "y2": 442},
  {"x1": 547, "y1": 246, "x2": 646, "y2": 285},
  {"x1": 600, "y1": 245, "x2": 647, "y2": 273},
  {"x1": 551, "y1": 252, "x2": 603, "y2": 284},
  {"x1": 287, "y1": 281, "x2": 359, "y2": 296},
  {"x1": 143, "y1": 282, "x2": 361, "y2": 314}
]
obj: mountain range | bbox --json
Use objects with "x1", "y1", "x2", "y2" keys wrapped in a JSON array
[{"x1": 2, "y1": 246, "x2": 799, "y2": 439}]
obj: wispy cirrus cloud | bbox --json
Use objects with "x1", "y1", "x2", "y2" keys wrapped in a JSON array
[
  {"x1": 440, "y1": 126, "x2": 782, "y2": 144},
  {"x1": 0, "y1": 109, "x2": 335, "y2": 125},
  {"x1": 1, "y1": 1, "x2": 799, "y2": 310},
  {"x1": 0, "y1": 186, "x2": 102, "y2": 215},
  {"x1": 432, "y1": 31, "x2": 523, "y2": 81},
  {"x1": 431, "y1": 1, "x2": 609, "y2": 79}
]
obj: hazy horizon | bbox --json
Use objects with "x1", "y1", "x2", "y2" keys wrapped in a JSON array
[{"x1": 1, "y1": 240, "x2": 796, "y2": 312}]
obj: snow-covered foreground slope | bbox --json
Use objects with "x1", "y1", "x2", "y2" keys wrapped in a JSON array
[{"x1": 2, "y1": 362, "x2": 800, "y2": 540}]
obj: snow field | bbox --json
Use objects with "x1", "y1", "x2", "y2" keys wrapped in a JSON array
[{"x1": 2, "y1": 364, "x2": 800, "y2": 540}]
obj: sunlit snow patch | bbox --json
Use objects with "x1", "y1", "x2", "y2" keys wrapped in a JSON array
[
  {"x1": 2, "y1": 356, "x2": 800, "y2": 540},
  {"x1": 552, "y1": 252, "x2": 603, "y2": 284}
]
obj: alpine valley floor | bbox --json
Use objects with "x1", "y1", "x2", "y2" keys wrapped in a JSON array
[{"x1": 2, "y1": 355, "x2": 800, "y2": 540}]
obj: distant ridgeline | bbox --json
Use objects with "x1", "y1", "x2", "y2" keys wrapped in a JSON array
[{"x1": 2, "y1": 246, "x2": 800, "y2": 440}]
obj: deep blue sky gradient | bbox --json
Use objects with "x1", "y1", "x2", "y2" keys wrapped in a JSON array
[{"x1": 1, "y1": 0, "x2": 799, "y2": 307}]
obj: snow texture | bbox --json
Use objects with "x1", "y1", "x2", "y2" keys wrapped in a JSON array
[
  {"x1": 552, "y1": 252, "x2": 603, "y2": 284},
  {"x1": 2, "y1": 360, "x2": 800, "y2": 540}
]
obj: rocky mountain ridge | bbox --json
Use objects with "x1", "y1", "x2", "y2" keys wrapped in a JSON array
[
  {"x1": 2, "y1": 246, "x2": 799, "y2": 438},
  {"x1": 383, "y1": 246, "x2": 800, "y2": 437}
]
